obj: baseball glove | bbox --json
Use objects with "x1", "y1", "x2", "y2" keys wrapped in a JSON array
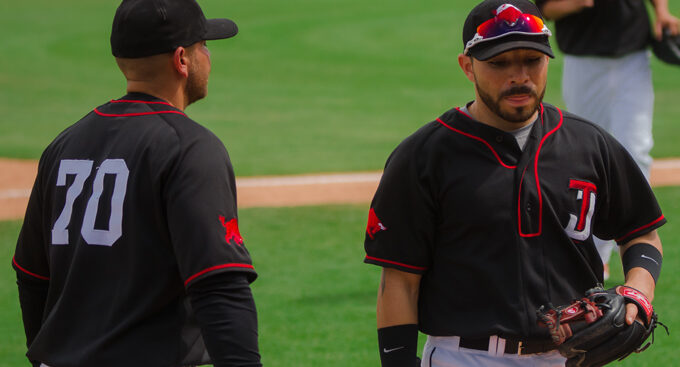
[{"x1": 536, "y1": 286, "x2": 666, "y2": 367}]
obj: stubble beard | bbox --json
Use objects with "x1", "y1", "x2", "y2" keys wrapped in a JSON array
[
  {"x1": 186, "y1": 64, "x2": 208, "y2": 107},
  {"x1": 476, "y1": 83, "x2": 545, "y2": 123}
]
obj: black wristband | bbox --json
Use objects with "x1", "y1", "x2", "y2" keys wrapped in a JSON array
[
  {"x1": 377, "y1": 324, "x2": 419, "y2": 367},
  {"x1": 621, "y1": 243, "x2": 662, "y2": 283}
]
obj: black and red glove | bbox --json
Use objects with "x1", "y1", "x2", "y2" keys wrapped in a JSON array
[{"x1": 537, "y1": 286, "x2": 666, "y2": 367}]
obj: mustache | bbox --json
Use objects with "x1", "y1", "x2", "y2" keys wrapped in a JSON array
[{"x1": 500, "y1": 85, "x2": 536, "y2": 98}]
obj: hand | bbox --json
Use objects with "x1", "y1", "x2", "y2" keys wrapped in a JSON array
[
  {"x1": 655, "y1": 11, "x2": 680, "y2": 40},
  {"x1": 625, "y1": 303, "x2": 639, "y2": 325}
]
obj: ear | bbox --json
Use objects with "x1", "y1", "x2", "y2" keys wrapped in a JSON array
[
  {"x1": 172, "y1": 46, "x2": 190, "y2": 78},
  {"x1": 458, "y1": 54, "x2": 475, "y2": 83}
]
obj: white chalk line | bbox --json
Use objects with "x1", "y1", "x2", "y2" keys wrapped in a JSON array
[
  {"x1": 236, "y1": 172, "x2": 382, "y2": 187},
  {"x1": 0, "y1": 172, "x2": 383, "y2": 200},
  {"x1": 3, "y1": 157, "x2": 680, "y2": 200},
  {"x1": 0, "y1": 189, "x2": 31, "y2": 200}
]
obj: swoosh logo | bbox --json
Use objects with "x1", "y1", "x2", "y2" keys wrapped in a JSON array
[
  {"x1": 383, "y1": 346, "x2": 405, "y2": 353},
  {"x1": 641, "y1": 254, "x2": 659, "y2": 265}
]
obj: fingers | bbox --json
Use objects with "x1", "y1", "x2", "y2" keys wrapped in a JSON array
[
  {"x1": 655, "y1": 13, "x2": 680, "y2": 40},
  {"x1": 625, "y1": 303, "x2": 638, "y2": 325},
  {"x1": 655, "y1": 21, "x2": 664, "y2": 41},
  {"x1": 669, "y1": 16, "x2": 680, "y2": 36}
]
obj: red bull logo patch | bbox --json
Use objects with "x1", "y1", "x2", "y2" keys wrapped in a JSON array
[
  {"x1": 219, "y1": 216, "x2": 244, "y2": 246},
  {"x1": 366, "y1": 208, "x2": 387, "y2": 240}
]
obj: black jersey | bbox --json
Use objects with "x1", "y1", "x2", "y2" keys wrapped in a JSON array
[
  {"x1": 535, "y1": 0, "x2": 651, "y2": 57},
  {"x1": 13, "y1": 93, "x2": 257, "y2": 366},
  {"x1": 364, "y1": 103, "x2": 664, "y2": 339}
]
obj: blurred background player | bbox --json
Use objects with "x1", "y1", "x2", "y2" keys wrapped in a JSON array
[
  {"x1": 12, "y1": 0, "x2": 261, "y2": 366},
  {"x1": 535, "y1": 0, "x2": 679, "y2": 279}
]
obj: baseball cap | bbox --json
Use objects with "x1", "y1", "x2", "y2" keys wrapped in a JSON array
[
  {"x1": 111, "y1": 0, "x2": 238, "y2": 58},
  {"x1": 462, "y1": 0, "x2": 554, "y2": 61}
]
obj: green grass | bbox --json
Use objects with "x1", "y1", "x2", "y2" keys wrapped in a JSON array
[
  {"x1": 1, "y1": 187, "x2": 680, "y2": 366},
  {"x1": 2, "y1": 1, "x2": 680, "y2": 176}
]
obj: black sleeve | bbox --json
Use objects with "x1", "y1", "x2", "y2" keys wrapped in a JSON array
[
  {"x1": 12, "y1": 164, "x2": 50, "y2": 351},
  {"x1": 364, "y1": 135, "x2": 436, "y2": 274},
  {"x1": 165, "y1": 132, "x2": 257, "y2": 286},
  {"x1": 593, "y1": 134, "x2": 665, "y2": 244},
  {"x1": 187, "y1": 272, "x2": 261, "y2": 367},
  {"x1": 16, "y1": 276, "x2": 48, "y2": 348}
]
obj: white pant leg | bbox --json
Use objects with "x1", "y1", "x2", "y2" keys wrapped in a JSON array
[
  {"x1": 606, "y1": 51, "x2": 654, "y2": 177},
  {"x1": 562, "y1": 51, "x2": 654, "y2": 178},
  {"x1": 422, "y1": 336, "x2": 566, "y2": 367}
]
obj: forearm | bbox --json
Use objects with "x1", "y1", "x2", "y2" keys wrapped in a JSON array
[
  {"x1": 538, "y1": 0, "x2": 594, "y2": 21},
  {"x1": 651, "y1": 0, "x2": 671, "y2": 13},
  {"x1": 376, "y1": 268, "x2": 420, "y2": 328},
  {"x1": 188, "y1": 273, "x2": 261, "y2": 367},
  {"x1": 16, "y1": 276, "x2": 48, "y2": 348},
  {"x1": 620, "y1": 230, "x2": 662, "y2": 301},
  {"x1": 376, "y1": 268, "x2": 421, "y2": 367}
]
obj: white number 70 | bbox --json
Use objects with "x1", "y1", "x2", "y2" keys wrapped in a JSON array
[{"x1": 51, "y1": 159, "x2": 129, "y2": 247}]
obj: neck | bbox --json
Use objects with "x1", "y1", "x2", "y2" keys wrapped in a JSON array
[
  {"x1": 468, "y1": 100, "x2": 538, "y2": 132},
  {"x1": 126, "y1": 80, "x2": 188, "y2": 110}
]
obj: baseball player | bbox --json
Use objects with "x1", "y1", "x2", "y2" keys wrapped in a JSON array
[
  {"x1": 536, "y1": 0, "x2": 680, "y2": 282},
  {"x1": 364, "y1": 0, "x2": 665, "y2": 366},
  {"x1": 12, "y1": 1, "x2": 261, "y2": 366}
]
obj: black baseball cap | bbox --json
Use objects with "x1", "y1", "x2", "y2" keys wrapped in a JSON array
[
  {"x1": 111, "y1": 0, "x2": 238, "y2": 58},
  {"x1": 462, "y1": 0, "x2": 553, "y2": 60}
]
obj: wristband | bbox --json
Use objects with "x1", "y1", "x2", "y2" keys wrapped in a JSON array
[
  {"x1": 621, "y1": 243, "x2": 662, "y2": 283},
  {"x1": 378, "y1": 324, "x2": 419, "y2": 367}
]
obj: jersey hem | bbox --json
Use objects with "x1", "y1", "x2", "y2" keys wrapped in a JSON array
[
  {"x1": 12, "y1": 256, "x2": 49, "y2": 281},
  {"x1": 615, "y1": 215, "x2": 666, "y2": 244},
  {"x1": 184, "y1": 263, "x2": 256, "y2": 287},
  {"x1": 364, "y1": 255, "x2": 427, "y2": 274}
]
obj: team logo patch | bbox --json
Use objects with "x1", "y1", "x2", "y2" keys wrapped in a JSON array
[
  {"x1": 565, "y1": 306, "x2": 579, "y2": 315},
  {"x1": 494, "y1": 4, "x2": 522, "y2": 24},
  {"x1": 366, "y1": 208, "x2": 387, "y2": 240},
  {"x1": 219, "y1": 216, "x2": 244, "y2": 246}
]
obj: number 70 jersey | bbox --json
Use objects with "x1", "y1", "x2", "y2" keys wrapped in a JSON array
[{"x1": 12, "y1": 94, "x2": 256, "y2": 366}]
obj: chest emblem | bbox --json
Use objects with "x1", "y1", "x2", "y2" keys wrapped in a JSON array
[{"x1": 564, "y1": 179, "x2": 597, "y2": 241}]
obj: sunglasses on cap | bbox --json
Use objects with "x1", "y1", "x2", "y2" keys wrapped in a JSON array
[{"x1": 464, "y1": 4, "x2": 552, "y2": 55}]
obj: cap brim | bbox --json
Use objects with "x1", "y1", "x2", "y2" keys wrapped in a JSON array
[
  {"x1": 205, "y1": 18, "x2": 238, "y2": 40},
  {"x1": 469, "y1": 37, "x2": 554, "y2": 61}
]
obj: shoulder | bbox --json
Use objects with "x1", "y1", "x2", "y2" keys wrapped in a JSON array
[
  {"x1": 542, "y1": 103, "x2": 609, "y2": 137},
  {"x1": 386, "y1": 109, "x2": 460, "y2": 165}
]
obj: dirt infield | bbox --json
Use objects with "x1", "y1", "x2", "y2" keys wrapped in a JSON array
[{"x1": 2, "y1": 157, "x2": 680, "y2": 221}]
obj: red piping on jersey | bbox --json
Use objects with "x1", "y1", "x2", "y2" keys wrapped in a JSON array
[
  {"x1": 615, "y1": 215, "x2": 665, "y2": 243},
  {"x1": 12, "y1": 256, "x2": 49, "y2": 281},
  {"x1": 364, "y1": 255, "x2": 428, "y2": 271},
  {"x1": 438, "y1": 113, "x2": 517, "y2": 169},
  {"x1": 518, "y1": 105, "x2": 563, "y2": 238},
  {"x1": 184, "y1": 263, "x2": 255, "y2": 286},
  {"x1": 94, "y1": 108, "x2": 186, "y2": 117},
  {"x1": 110, "y1": 99, "x2": 174, "y2": 106}
]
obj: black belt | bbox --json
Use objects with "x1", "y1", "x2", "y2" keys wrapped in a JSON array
[{"x1": 459, "y1": 337, "x2": 556, "y2": 355}]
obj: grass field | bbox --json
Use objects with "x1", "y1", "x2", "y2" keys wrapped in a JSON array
[
  {"x1": 0, "y1": 186, "x2": 679, "y2": 366},
  {"x1": 2, "y1": 0, "x2": 680, "y2": 175},
  {"x1": 2, "y1": 1, "x2": 680, "y2": 366}
]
